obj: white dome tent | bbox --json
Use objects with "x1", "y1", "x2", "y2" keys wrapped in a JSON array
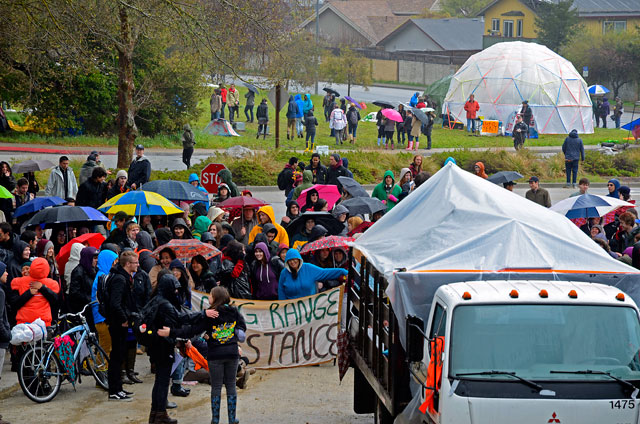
[{"x1": 443, "y1": 41, "x2": 593, "y2": 134}]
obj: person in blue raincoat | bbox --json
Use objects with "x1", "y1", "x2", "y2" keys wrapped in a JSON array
[
  {"x1": 91, "y1": 249, "x2": 119, "y2": 354},
  {"x1": 410, "y1": 92, "x2": 420, "y2": 107},
  {"x1": 188, "y1": 173, "x2": 210, "y2": 211},
  {"x1": 294, "y1": 94, "x2": 305, "y2": 138},
  {"x1": 302, "y1": 94, "x2": 313, "y2": 116},
  {"x1": 278, "y1": 249, "x2": 347, "y2": 300}
]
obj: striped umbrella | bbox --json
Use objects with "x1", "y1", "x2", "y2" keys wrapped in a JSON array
[
  {"x1": 152, "y1": 239, "x2": 221, "y2": 266},
  {"x1": 587, "y1": 85, "x2": 610, "y2": 96},
  {"x1": 98, "y1": 190, "x2": 183, "y2": 216}
]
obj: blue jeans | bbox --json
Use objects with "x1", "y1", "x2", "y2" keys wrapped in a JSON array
[
  {"x1": 305, "y1": 132, "x2": 315, "y2": 145},
  {"x1": 348, "y1": 124, "x2": 358, "y2": 138},
  {"x1": 615, "y1": 115, "x2": 621, "y2": 129},
  {"x1": 211, "y1": 111, "x2": 220, "y2": 120},
  {"x1": 565, "y1": 159, "x2": 579, "y2": 185},
  {"x1": 467, "y1": 118, "x2": 476, "y2": 132}
]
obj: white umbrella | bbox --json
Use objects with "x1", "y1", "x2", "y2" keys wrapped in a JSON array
[
  {"x1": 587, "y1": 85, "x2": 610, "y2": 96},
  {"x1": 550, "y1": 194, "x2": 633, "y2": 219}
]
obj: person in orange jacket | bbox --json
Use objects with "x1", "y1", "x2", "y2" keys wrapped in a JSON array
[
  {"x1": 463, "y1": 94, "x2": 480, "y2": 133},
  {"x1": 11, "y1": 257, "x2": 60, "y2": 326}
]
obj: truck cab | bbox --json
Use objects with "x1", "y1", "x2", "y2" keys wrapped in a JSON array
[{"x1": 412, "y1": 280, "x2": 640, "y2": 424}]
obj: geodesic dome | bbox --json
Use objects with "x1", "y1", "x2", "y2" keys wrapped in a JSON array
[{"x1": 444, "y1": 41, "x2": 593, "y2": 134}]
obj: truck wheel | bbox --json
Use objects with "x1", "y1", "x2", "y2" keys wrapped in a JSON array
[
  {"x1": 374, "y1": 399, "x2": 394, "y2": 424},
  {"x1": 353, "y1": 366, "x2": 376, "y2": 414}
]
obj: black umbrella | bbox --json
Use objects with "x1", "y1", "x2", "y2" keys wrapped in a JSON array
[
  {"x1": 286, "y1": 212, "x2": 344, "y2": 238},
  {"x1": 12, "y1": 159, "x2": 55, "y2": 173},
  {"x1": 411, "y1": 107, "x2": 429, "y2": 124},
  {"x1": 340, "y1": 197, "x2": 386, "y2": 216},
  {"x1": 142, "y1": 180, "x2": 209, "y2": 203},
  {"x1": 373, "y1": 100, "x2": 394, "y2": 108},
  {"x1": 337, "y1": 176, "x2": 369, "y2": 198},
  {"x1": 323, "y1": 87, "x2": 340, "y2": 97},
  {"x1": 488, "y1": 171, "x2": 524, "y2": 185},
  {"x1": 25, "y1": 206, "x2": 109, "y2": 229},
  {"x1": 242, "y1": 82, "x2": 259, "y2": 94}
]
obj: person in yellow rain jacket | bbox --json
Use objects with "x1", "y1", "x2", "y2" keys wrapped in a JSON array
[{"x1": 247, "y1": 205, "x2": 289, "y2": 247}]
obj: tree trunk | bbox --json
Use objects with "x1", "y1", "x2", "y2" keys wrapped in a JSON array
[{"x1": 117, "y1": 5, "x2": 138, "y2": 169}]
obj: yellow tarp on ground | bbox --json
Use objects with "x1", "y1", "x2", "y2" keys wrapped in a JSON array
[{"x1": 7, "y1": 116, "x2": 55, "y2": 134}]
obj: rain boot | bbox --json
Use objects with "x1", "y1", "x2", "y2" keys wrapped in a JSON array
[
  {"x1": 227, "y1": 395, "x2": 239, "y2": 424},
  {"x1": 406, "y1": 141, "x2": 413, "y2": 151},
  {"x1": 310, "y1": 143, "x2": 315, "y2": 152},
  {"x1": 303, "y1": 141, "x2": 310, "y2": 153},
  {"x1": 414, "y1": 141, "x2": 419, "y2": 151},
  {"x1": 377, "y1": 137, "x2": 381, "y2": 147},
  {"x1": 211, "y1": 396, "x2": 221, "y2": 424},
  {"x1": 391, "y1": 143, "x2": 395, "y2": 150}
]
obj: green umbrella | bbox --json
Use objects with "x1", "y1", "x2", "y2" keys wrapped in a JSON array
[{"x1": 0, "y1": 186, "x2": 12, "y2": 199}]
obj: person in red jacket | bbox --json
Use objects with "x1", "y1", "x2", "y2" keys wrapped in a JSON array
[
  {"x1": 219, "y1": 84, "x2": 228, "y2": 120},
  {"x1": 463, "y1": 94, "x2": 480, "y2": 133},
  {"x1": 11, "y1": 257, "x2": 60, "y2": 326}
]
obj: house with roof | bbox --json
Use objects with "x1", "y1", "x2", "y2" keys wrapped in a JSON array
[
  {"x1": 300, "y1": 0, "x2": 439, "y2": 47},
  {"x1": 376, "y1": 18, "x2": 483, "y2": 53},
  {"x1": 477, "y1": 0, "x2": 640, "y2": 48}
]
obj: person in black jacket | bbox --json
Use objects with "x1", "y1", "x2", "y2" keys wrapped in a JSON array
[
  {"x1": 0, "y1": 262, "x2": 10, "y2": 390},
  {"x1": 153, "y1": 271, "x2": 217, "y2": 424},
  {"x1": 106, "y1": 250, "x2": 139, "y2": 401},
  {"x1": 303, "y1": 111, "x2": 318, "y2": 152},
  {"x1": 326, "y1": 154, "x2": 349, "y2": 193},
  {"x1": 305, "y1": 153, "x2": 327, "y2": 185},
  {"x1": 68, "y1": 247, "x2": 98, "y2": 314},
  {"x1": 201, "y1": 286, "x2": 246, "y2": 424},
  {"x1": 255, "y1": 98, "x2": 268, "y2": 139},
  {"x1": 215, "y1": 241, "x2": 251, "y2": 299},
  {"x1": 76, "y1": 167, "x2": 107, "y2": 209},
  {"x1": 189, "y1": 255, "x2": 216, "y2": 292},
  {"x1": 127, "y1": 145, "x2": 151, "y2": 190}
]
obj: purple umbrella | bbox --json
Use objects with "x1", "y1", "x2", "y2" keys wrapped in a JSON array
[{"x1": 345, "y1": 95, "x2": 362, "y2": 109}]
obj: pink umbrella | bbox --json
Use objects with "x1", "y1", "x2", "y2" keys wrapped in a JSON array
[
  {"x1": 297, "y1": 184, "x2": 341, "y2": 211},
  {"x1": 382, "y1": 108, "x2": 403, "y2": 122}
]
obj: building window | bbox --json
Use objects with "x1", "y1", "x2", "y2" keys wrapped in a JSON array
[
  {"x1": 504, "y1": 20, "x2": 513, "y2": 37},
  {"x1": 516, "y1": 20, "x2": 523, "y2": 37},
  {"x1": 492, "y1": 18, "x2": 500, "y2": 33},
  {"x1": 603, "y1": 20, "x2": 627, "y2": 33}
]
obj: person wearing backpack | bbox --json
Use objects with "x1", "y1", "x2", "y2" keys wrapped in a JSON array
[
  {"x1": 422, "y1": 110, "x2": 435, "y2": 150},
  {"x1": 277, "y1": 157, "x2": 298, "y2": 197},
  {"x1": 106, "y1": 250, "x2": 139, "y2": 401},
  {"x1": 346, "y1": 104, "x2": 360, "y2": 144},
  {"x1": 150, "y1": 271, "x2": 218, "y2": 424},
  {"x1": 92, "y1": 249, "x2": 118, "y2": 356},
  {"x1": 329, "y1": 104, "x2": 347, "y2": 146}
]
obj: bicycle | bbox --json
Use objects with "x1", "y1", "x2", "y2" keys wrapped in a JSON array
[{"x1": 17, "y1": 300, "x2": 110, "y2": 403}]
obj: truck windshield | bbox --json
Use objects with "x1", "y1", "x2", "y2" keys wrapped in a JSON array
[{"x1": 450, "y1": 304, "x2": 640, "y2": 381}]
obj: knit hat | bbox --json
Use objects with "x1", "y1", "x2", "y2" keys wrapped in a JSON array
[
  {"x1": 116, "y1": 170, "x2": 127, "y2": 179},
  {"x1": 0, "y1": 261, "x2": 6, "y2": 276}
]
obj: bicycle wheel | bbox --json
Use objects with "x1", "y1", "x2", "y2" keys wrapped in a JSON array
[
  {"x1": 18, "y1": 344, "x2": 63, "y2": 403},
  {"x1": 86, "y1": 341, "x2": 109, "y2": 390}
]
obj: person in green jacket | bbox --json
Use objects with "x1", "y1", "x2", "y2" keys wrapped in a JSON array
[
  {"x1": 371, "y1": 170, "x2": 401, "y2": 211},
  {"x1": 218, "y1": 169, "x2": 239, "y2": 197},
  {"x1": 292, "y1": 170, "x2": 313, "y2": 201}
]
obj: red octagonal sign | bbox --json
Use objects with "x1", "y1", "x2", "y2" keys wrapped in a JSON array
[{"x1": 200, "y1": 163, "x2": 227, "y2": 194}]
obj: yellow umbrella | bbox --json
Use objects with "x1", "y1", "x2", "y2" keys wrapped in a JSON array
[{"x1": 98, "y1": 190, "x2": 183, "y2": 216}]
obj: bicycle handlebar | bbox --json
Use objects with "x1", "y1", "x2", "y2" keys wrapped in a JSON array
[{"x1": 58, "y1": 300, "x2": 98, "y2": 322}]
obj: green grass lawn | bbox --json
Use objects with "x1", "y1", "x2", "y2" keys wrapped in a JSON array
[{"x1": 1, "y1": 88, "x2": 630, "y2": 151}]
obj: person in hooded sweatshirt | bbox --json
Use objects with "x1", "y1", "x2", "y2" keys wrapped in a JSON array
[
  {"x1": 248, "y1": 205, "x2": 289, "y2": 247},
  {"x1": 171, "y1": 218, "x2": 193, "y2": 240},
  {"x1": 217, "y1": 169, "x2": 239, "y2": 198},
  {"x1": 11, "y1": 257, "x2": 60, "y2": 326},
  {"x1": 7, "y1": 240, "x2": 29, "y2": 283},
  {"x1": 607, "y1": 178, "x2": 621, "y2": 199},
  {"x1": 188, "y1": 173, "x2": 209, "y2": 212},
  {"x1": 280, "y1": 201, "x2": 300, "y2": 228},
  {"x1": 249, "y1": 242, "x2": 278, "y2": 300},
  {"x1": 127, "y1": 145, "x2": 151, "y2": 190},
  {"x1": 193, "y1": 216, "x2": 212, "y2": 241},
  {"x1": 332, "y1": 204, "x2": 349, "y2": 236},
  {"x1": 68, "y1": 246, "x2": 98, "y2": 314},
  {"x1": 294, "y1": 94, "x2": 305, "y2": 138},
  {"x1": 152, "y1": 271, "x2": 217, "y2": 424},
  {"x1": 136, "y1": 231, "x2": 156, "y2": 273},
  {"x1": 91, "y1": 250, "x2": 118, "y2": 355},
  {"x1": 473, "y1": 162, "x2": 488, "y2": 179},
  {"x1": 215, "y1": 240, "x2": 252, "y2": 299},
  {"x1": 371, "y1": 170, "x2": 402, "y2": 212},
  {"x1": 292, "y1": 170, "x2": 313, "y2": 202},
  {"x1": 562, "y1": 129, "x2": 585, "y2": 188},
  {"x1": 278, "y1": 248, "x2": 347, "y2": 300}
]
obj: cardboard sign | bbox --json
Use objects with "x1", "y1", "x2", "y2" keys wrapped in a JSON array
[
  {"x1": 192, "y1": 286, "x2": 343, "y2": 369},
  {"x1": 481, "y1": 120, "x2": 499, "y2": 135}
]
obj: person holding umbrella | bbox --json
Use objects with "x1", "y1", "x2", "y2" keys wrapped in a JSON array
[
  {"x1": 231, "y1": 207, "x2": 258, "y2": 245},
  {"x1": 322, "y1": 91, "x2": 333, "y2": 122},
  {"x1": 383, "y1": 115, "x2": 395, "y2": 150}
]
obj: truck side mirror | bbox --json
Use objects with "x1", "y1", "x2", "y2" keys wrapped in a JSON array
[{"x1": 406, "y1": 315, "x2": 425, "y2": 363}]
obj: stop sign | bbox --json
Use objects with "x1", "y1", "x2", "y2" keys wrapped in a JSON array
[{"x1": 200, "y1": 163, "x2": 228, "y2": 194}]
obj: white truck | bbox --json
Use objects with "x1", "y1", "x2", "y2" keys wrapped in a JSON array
[{"x1": 346, "y1": 163, "x2": 640, "y2": 423}]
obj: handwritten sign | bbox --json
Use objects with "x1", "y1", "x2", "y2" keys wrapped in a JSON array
[
  {"x1": 481, "y1": 120, "x2": 499, "y2": 135},
  {"x1": 192, "y1": 286, "x2": 343, "y2": 369}
]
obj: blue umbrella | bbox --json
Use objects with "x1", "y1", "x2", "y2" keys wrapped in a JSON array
[
  {"x1": 142, "y1": 180, "x2": 209, "y2": 203},
  {"x1": 14, "y1": 196, "x2": 66, "y2": 218},
  {"x1": 550, "y1": 194, "x2": 633, "y2": 219},
  {"x1": 622, "y1": 117, "x2": 640, "y2": 131},
  {"x1": 25, "y1": 206, "x2": 109, "y2": 229},
  {"x1": 587, "y1": 85, "x2": 610, "y2": 95}
]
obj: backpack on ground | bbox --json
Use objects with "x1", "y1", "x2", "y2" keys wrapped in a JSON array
[
  {"x1": 96, "y1": 273, "x2": 113, "y2": 318},
  {"x1": 277, "y1": 168, "x2": 288, "y2": 190}
]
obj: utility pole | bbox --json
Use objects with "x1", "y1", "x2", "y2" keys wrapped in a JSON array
[
  {"x1": 314, "y1": 0, "x2": 319, "y2": 96},
  {"x1": 275, "y1": 84, "x2": 281, "y2": 148}
]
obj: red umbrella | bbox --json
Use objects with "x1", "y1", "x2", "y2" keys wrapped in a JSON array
[
  {"x1": 217, "y1": 196, "x2": 269, "y2": 210},
  {"x1": 152, "y1": 239, "x2": 221, "y2": 266},
  {"x1": 381, "y1": 108, "x2": 403, "y2": 122},
  {"x1": 56, "y1": 233, "x2": 105, "y2": 275},
  {"x1": 297, "y1": 184, "x2": 341, "y2": 211},
  {"x1": 299, "y1": 235, "x2": 354, "y2": 255}
]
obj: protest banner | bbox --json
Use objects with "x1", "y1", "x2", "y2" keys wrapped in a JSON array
[{"x1": 192, "y1": 286, "x2": 343, "y2": 369}]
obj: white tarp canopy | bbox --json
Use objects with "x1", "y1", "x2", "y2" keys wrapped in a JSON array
[
  {"x1": 443, "y1": 41, "x2": 594, "y2": 134},
  {"x1": 354, "y1": 162, "x2": 640, "y2": 344}
]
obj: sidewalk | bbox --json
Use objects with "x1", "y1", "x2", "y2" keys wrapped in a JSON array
[{"x1": 0, "y1": 353, "x2": 18, "y2": 400}]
